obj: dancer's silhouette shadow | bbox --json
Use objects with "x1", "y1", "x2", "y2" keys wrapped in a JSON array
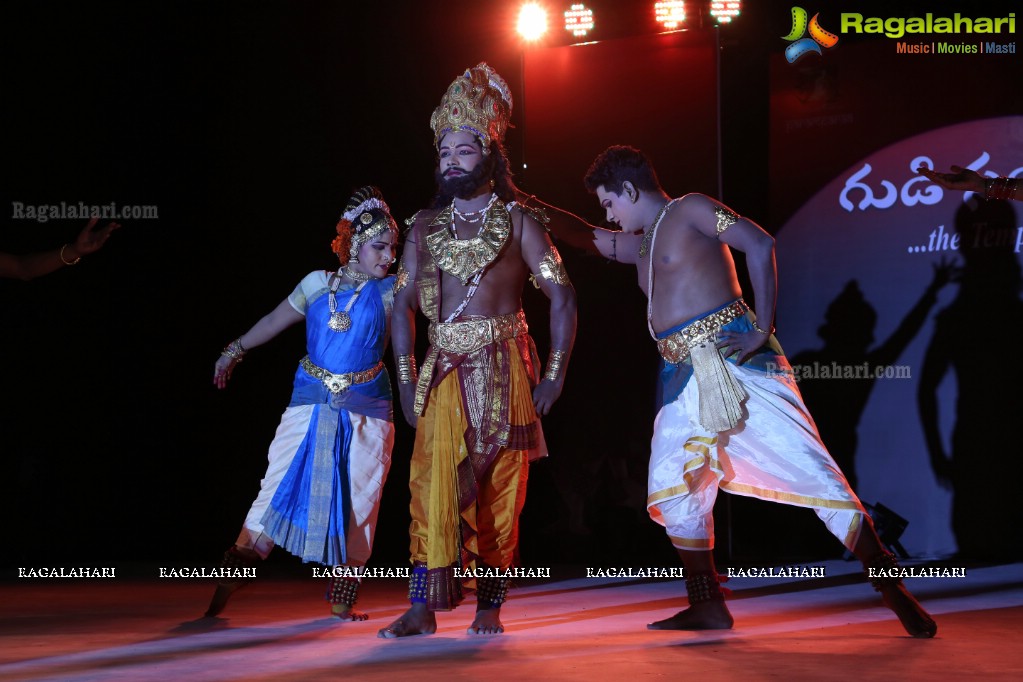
[
  {"x1": 792, "y1": 263, "x2": 954, "y2": 492},
  {"x1": 918, "y1": 199, "x2": 1023, "y2": 561}
]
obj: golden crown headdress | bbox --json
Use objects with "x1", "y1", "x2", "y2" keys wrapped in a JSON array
[{"x1": 430, "y1": 62, "x2": 513, "y2": 150}]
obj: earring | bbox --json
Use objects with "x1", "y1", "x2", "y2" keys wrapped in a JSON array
[{"x1": 489, "y1": 178, "x2": 496, "y2": 189}]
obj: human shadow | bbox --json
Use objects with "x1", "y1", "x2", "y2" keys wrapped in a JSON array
[
  {"x1": 918, "y1": 198, "x2": 1023, "y2": 561},
  {"x1": 791, "y1": 263, "x2": 954, "y2": 492}
]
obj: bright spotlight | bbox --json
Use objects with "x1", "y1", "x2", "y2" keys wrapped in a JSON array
[
  {"x1": 654, "y1": 1, "x2": 686, "y2": 30},
  {"x1": 517, "y1": 3, "x2": 548, "y2": 41},
  {"x1": 710, "y1": 0, "x2": 741, "y2": 24},
  {"x1": 564, "y1": 4, "x2": 594, "y2": 37}
]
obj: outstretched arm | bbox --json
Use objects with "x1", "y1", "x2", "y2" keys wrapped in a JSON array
[
  {"x1": 0, "y1": 218, "x2": 120, "y2": 281},
  {"x1": 872, "y1": 257, "x2": 956, "y2": 366},
  {"x1": 519, "y1": 211, "x2": 577, "y2": 416},
  {"x1": 392, "y1": 226, "x2": 421, "y2": 427},
  {"x1": 213, "y1": 297, "x2": 305, "y2": 389},
  {"x1": 917, "y1": 164, "x2": 1021, "y2": 201},
  {"x1": 520, "y1": 193, "x2": 641, "y2": 264}
]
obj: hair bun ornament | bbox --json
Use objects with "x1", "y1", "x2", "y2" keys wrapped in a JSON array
[
  {"x1": 332, "y1": 185, "x2": 398, "y2": 265},
  {"x1": 331, "y1": 218, "x2": 354, "y2": 262}
]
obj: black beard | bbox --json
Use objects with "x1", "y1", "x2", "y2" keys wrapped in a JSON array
[{"x1": 435, "y1": 162, "x2": 492, "y2": 200}]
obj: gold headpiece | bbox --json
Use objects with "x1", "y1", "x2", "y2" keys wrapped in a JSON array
[{"x1": 430, "y1": 62, "x2": 513, "y2": 150}]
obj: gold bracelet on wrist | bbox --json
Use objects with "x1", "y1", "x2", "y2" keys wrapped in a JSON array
[
  {"x1": 221, "y1": 338, "x2": 246, "y2": 361},
  {"x1": 752, "y1": 321, "x2": 775, "y2": 336},
  {"x1": 59, "y1": 244, "x2": 81, "y2": 265},
  {"x1": 986, "y1": 176, "x2": 1018, "y2": 201},
  {"x1": 396, "y1": 353, "x2": 418, "y2": 385},
  {"x1": 544, "y1": 349, "x2": 566, "y2": 383}
]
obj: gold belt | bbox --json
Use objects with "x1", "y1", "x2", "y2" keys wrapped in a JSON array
[
  {"x1": 414, "y1": 311, "x2": 528, "y2": 416},
  {"x1": 300, "y1": 356, "x2": 384, "y2": 394},
  {"x1": 656, "y1": 300, "x2": 750, "y2": 364},
  {"x1": 427, "y1": 311, "x2": 528, "y2": 354}
]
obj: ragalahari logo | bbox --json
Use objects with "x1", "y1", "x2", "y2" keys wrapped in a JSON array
[{"x1": 783, "y1": 7, "x2": 839, "y2": 63}]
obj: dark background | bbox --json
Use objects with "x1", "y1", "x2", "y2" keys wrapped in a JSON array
[{"x1": 3, "y1": 0, "x2": 1020, "y2": 575}]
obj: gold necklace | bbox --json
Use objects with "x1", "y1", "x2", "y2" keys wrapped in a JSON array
[
  {"x1": 328, "y1": 270, "x2": 370, "y2": 333},
  {"x1": 638, "y1": 200, "x2": 674, "y2": 259},
  {"x1": 426, "y1": 199, "x2": 511, "y2": 285},
  {"x1": 342, "y1": 265, "x2": 372, "y2": 282}
]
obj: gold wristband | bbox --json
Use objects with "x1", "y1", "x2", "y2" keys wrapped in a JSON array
[
  {"x1": 752, "y1": 321, "x2": 775, "y2": 336},
  {"x1": 59, "y1": 244, "x2": 81, "y2": 265},
  {"x1": 396, "y1": 353, "x2": 418, "y2": 385},
  {"x1": 544, "y1": 349, "x2": 566, "y2": 383},
  {"x1": 221, "y1": 338, "x2": 246, "y2": 361}
]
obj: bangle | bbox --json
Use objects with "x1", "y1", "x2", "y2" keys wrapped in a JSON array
[
  {"x1": 221, "y1": 338, "x2": 246, "y2": 361},
  {"x1": 396, "y1": 353, "x2": 418, "y2": 385},
  {"x1": 986, "y1": 176, "x2": 1018, "y2": 201},
  {"x1": 59, "y1": 244, "x2": 80, "y2": 265},
  {"x1": 752, "y1": 321, "x2": 775, "y2": 335},
  {"x1": 544, "y1": 349, "x2": 566, "y2": 383}
]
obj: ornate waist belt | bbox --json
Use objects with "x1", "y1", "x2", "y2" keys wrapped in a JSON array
[
  {"x1": 300, "y1": 356, "x2": 384, "y2": 394},
  {"x1": 427, "y1": 311, "x2": 528, "y2": 355},
  {"x1": 656, "y1": 300, "x2": 750, "y2": 364},
  {"x1": 414, "y1": 311, "x2": 528, "y2": 416}
]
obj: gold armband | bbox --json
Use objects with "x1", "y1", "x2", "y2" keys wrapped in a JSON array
[
  {"x1": 393, "y1": 258, "x2": 410, "y2": 294},
  {"x1": 396, "y1": 353, "x2": 418, "y2": 385},
  {"x1": 536, "y1": 245, "x2": 571, "y2": 286},
  {"x1": 714, "y1": 206, "x2": 739, "y2": 236},
  {"x1": 544, "y1": 349, "x2": 567, "y2": 383},
  {"x1": 221, "y1": 338, "x2": 246, "y2": 361}
]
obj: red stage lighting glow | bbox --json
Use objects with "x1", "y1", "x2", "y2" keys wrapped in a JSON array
[
  {"x1": 710, "y1": 0, "x2": 741, "y2": 24},
  {"x1": 654, "y1": 1, "x2": 686, "y2": 30},
  {"x1": 518, "y1": 3, "x2": 549, "y2": 41},
  {"x1": 564, "y1": 4, "x2": 594, "y2": 37}
]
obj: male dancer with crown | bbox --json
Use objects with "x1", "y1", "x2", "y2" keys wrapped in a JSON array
[
  {"x1": 542, "y1": 145, "x2": 936, "y2": 638},
  {"x1": 378, "y1": 64, "x2": 577, "y2": 637}
]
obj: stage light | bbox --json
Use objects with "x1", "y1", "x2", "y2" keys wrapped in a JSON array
[
  {"x1": 564, "y1": 3, "x2": 594, "y2": 37},
  {"x1": 517, "y1": 3, "x2": 549, "y2": 41},
  {"x1": 654, "y1": 1, "x2": 686, "y2": 30},
  {"x1": 709, "y1": 0, "x2": 741, "y2": 24}
]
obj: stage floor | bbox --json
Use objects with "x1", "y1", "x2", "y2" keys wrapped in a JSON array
[{"x1": 2, "y1": 561, "x2": 1021, "y2": 681}]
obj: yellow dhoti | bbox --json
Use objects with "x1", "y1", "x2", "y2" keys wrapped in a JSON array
[{"x1": 409, "y1": 335, "x2": 542, "y2": 610}]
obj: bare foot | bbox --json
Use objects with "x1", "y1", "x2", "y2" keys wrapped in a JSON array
[
  {"x1": 331, "y1": 604, "x2": 369, "y2": 621},
  {"x1": 647, "y1": 601, "x2": 734, "y2": 630},
  {"x1": 467, "y1": 607, "x2": 504, "y2": 635},
  {"x1": 877, "y1": 582, "x2": 937, "y2": 638},
  {"x1": 203, "y1": 546, "x2": 259, "y2": 618},
  {"x1": 377, "y1": 603, "x2": 437, "y2": 638}
]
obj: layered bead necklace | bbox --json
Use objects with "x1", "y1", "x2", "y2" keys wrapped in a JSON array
[
  {"x1": 451, "y1": 192, "x2": 498, "y2": 227},
  {"x1": 444, "y1": 193, "x2": 497, "y2": 322},
  {"x1": 327, "y1": 266, "x2": 371, "y2": 332}
]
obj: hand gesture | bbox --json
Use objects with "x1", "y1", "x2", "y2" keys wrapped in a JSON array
[
  {"x1": 929, "y1": 255, "x2": 960, "y2": 291},
  {"x1": 532, "y1": 378, "x2": 563, "y2": 417},
  {"x1": 399, "y1": 383, "x2": 418, "y2": 428},
  {"x1": 72, "y1": 217, "x2": 121, "y2": 257},
  {"x1": 213, "y1": 355, "x2": 239, "y2": 389},
  {"x1": 916, "y1": 165, "x2": 985, "y2": 194},
  {"x1": 716, "y1": 328, "x2": 769, "y2": 364}
]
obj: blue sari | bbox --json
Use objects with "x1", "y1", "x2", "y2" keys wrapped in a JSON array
[{"x1": 260, "y1": 275, "x2": 393, "y2": 565}]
